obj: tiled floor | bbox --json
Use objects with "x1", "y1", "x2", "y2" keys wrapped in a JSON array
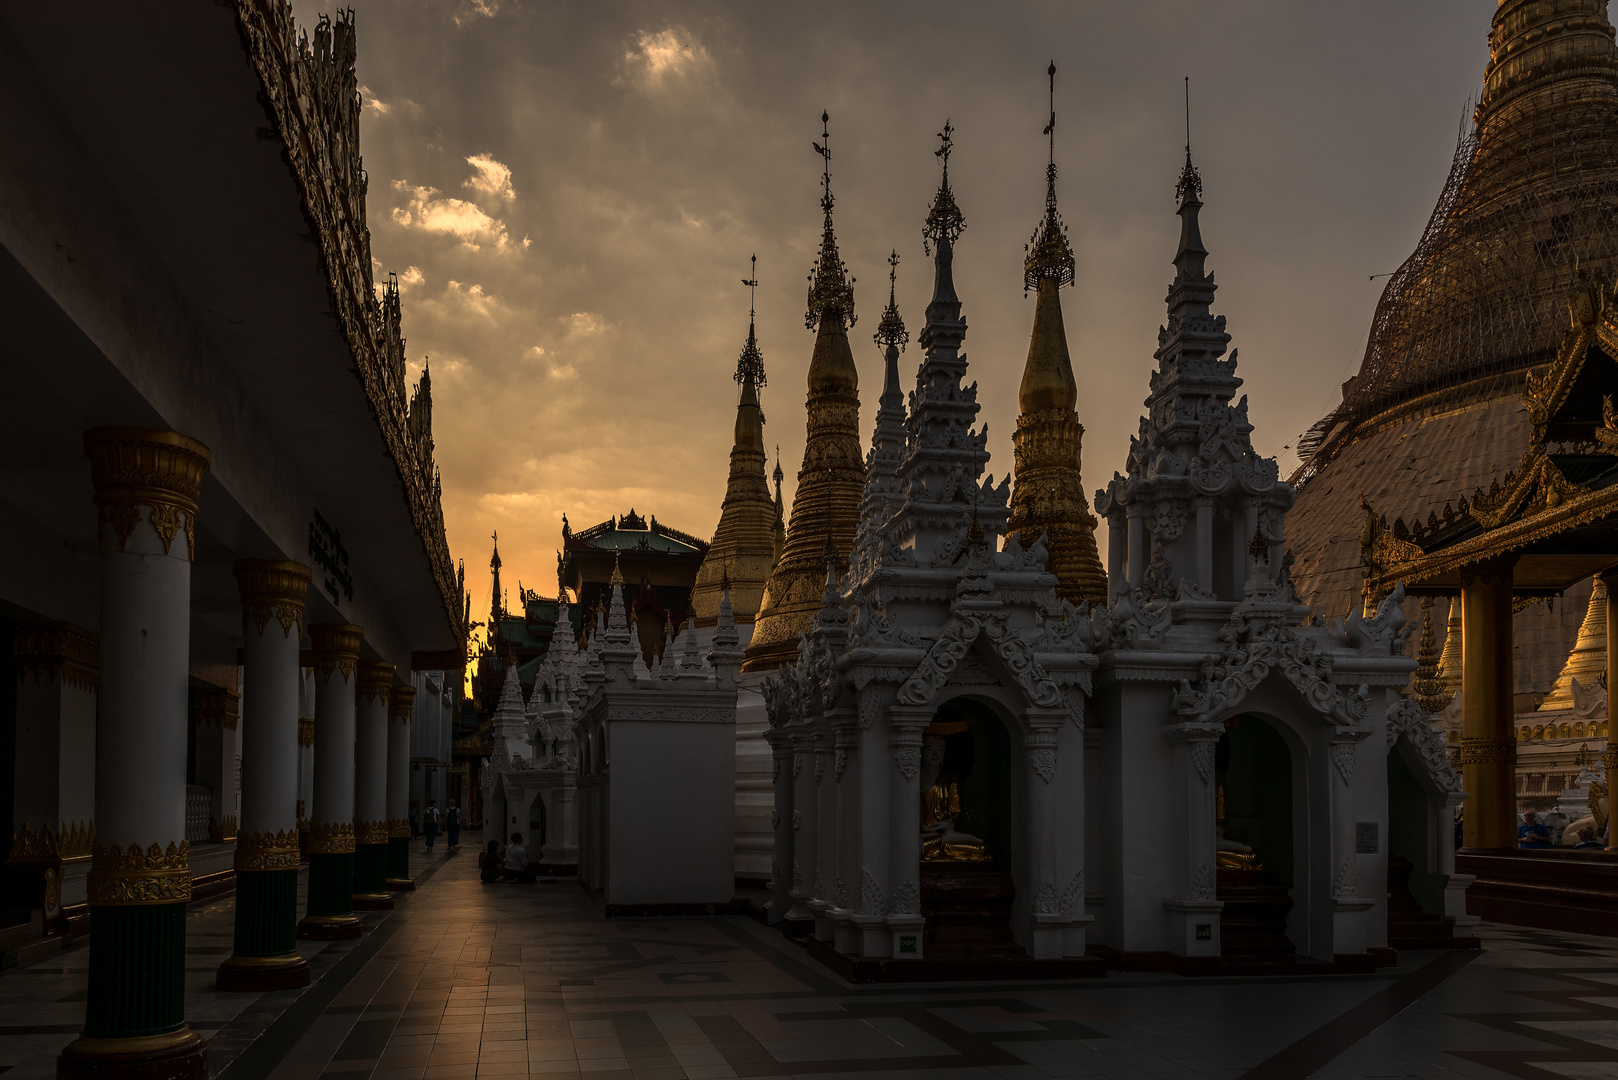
[{"x1": 3, "y1": 853, "x2": 1618, "y2": 1080}]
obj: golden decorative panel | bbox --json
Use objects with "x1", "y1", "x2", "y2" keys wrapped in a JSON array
[
  {"x1": 88, "y1": 840, "x2": 191, "y2": 905},
  {"x1": 82, "y1": 428, "x2": 210, "y2": 559},
  {"x1": 234, "y1": 829, "x2": 301, "y2": 871}
]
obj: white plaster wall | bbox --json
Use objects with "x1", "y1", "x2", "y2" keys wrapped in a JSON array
[{"x1": 606, "y1": 718, "x2": 734, "y2": 905}]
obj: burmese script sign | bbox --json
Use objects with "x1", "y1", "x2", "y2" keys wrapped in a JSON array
[{"x1": 308, "y1": 509, "x2": 354, "y2": 606}]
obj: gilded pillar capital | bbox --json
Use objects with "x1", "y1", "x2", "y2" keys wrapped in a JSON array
[
  {"x1": 83, "y1": 427, "x2": 211, "y2": 559},
  {"x1": 195, "y1": 687, "x2": 240, "y2": 729},
  {"x1": 13, "y1": 623, "x2": 98, "y2": 692},
  {"x1": 235, "y1": 560, "x2": 312, "y2": 638},
  {"x1": 357, "y1": 661, "x2": 396, "y2": 704},
  {"x1": 87, "y1": 840, "x2": 192, "y2": 905},
  {"x1": 389, "y1": 684, "x2": 417, "y2": 721},
  {"x1": 308, "y1": 623, "x2": 364, "y2": 683},
  {"x1": 234, "y1": 829, "x2": 300, "y2": 871}
]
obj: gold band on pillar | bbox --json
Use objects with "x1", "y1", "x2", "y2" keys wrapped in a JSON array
[
  {"x1": 235, "y1": 560, "x2": 311, "y2": 638},
  {"x1": 10, "y1": 820, "x2": 94, "y2": 862},
  {"x1": 82, "y1": 428, "x2": 211, "y2": 559},
  {"x1": 297, "y1": 717, "x2": 315, "y2": 747},
  {"x1": 13, "y1": 624, "x2": 99, "y2": 692},
  {"x1": 308, "y1": 624, "x2": 364, "y2": 682},
  {"x1": 357, "y1": 661, "x2": 396, "y2": 704},
  {"x1": 390, "y1": 684, "x2": 416, "y2": 721},
  {"x1": 388, "y1": 818, "x2": 410, "y2": 839},
  {"x1": 355, "y1": 820, "x2": 390, "y2": 846},
  {"x1": 234, "y1": 829, "x2": 301, "y2": 871},
  {"x1": 87, "y1": 840, "x2": 192, "y2": 905},
  {"x1": 306, "y1": 822, "x2": 355, "y2": 854}
]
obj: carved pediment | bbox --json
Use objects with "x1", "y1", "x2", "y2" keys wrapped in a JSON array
[{"x1": 1469, "y1": 451, "x2": 1587, "y2": 530}]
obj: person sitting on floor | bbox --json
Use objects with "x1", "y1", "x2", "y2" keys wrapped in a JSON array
[
  {"x1": 501, "y1": 832, "x2": 536, "y2": 883},
  {"x1": 479, "y1": 839, "x2": 503, "y2": 882},
  {"x1": 1575, "y1": 825, "x2": 1606, "y2": 850}
]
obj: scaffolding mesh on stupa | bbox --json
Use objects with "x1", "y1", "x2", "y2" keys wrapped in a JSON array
[{"x1": 1297, "y1": 0, "x2": 1618, "y2": 478}]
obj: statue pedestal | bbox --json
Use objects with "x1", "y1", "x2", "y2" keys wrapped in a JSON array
[{"x1": 1162, "y1": 898, "x2": 1224, "y2": 957}]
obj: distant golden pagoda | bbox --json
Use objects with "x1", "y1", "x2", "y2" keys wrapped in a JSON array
[
  {"x1": 744, "y1": 113, "x2": 864, "y2": 671},
  {"x1": 691, "y1": 258, "x2": 778, "y2": 627},
  {"x1": 1004, "y1": 64, "x2": 1107, "y2": 606},
  {"x1": 1539, "y1": 577, "x2": 1609, "y2": 712}
]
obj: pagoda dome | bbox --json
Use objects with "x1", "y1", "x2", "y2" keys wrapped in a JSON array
[{"x1": 1287, "y1": 0, "x2": 1618, "y2": 701}]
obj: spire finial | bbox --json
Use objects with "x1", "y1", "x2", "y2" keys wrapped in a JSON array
[
  {"x1": 735, "y1": 254, "x2": 766, "y2": 387},
  {"x1": 610, "y1": 551, "x2": 624, "y2": 586},
  {"x1": 1177, "y1": 76, "x2": 1203, "y2": 203},
  {"x1": 1044, "y1": 61, "x2": 1057, "y2": 201},
  {"x1": 1024, "y1": 65, "x2": 1075, "y2": 293},
  {"x1": 873, "y1": 249, "x2": 908, "y2": 352},
  {"x1": 923, "y1": 121, "x2": 966, "y2": 256},
  {"x1": 806, "y1": 112, "x2": 856, "y2": 330}
]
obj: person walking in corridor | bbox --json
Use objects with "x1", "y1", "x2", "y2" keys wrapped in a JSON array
[
  {"x1": 445, "y1": 800, "x2": 462, "y2": 854},
  {"x1": 423, "y1": 800, "x2": 440, "y2": 852}
]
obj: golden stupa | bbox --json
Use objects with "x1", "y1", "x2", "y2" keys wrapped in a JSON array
[
  {"x1": 1287, "y1": 0, "x2": 1618, "y2": 697},
  {"x1": 1004, "y1": 65, "x2": 1107, "y2": 606},
  {"x1": 744, "y1": 114, "x2": 864, "y2": 671},
  {"x1": 1539, "y1": 576, "x2": 1609, "y2": 712},
  {"x1": 691, "y1": 261, "x2": 778, "y2": 626}
]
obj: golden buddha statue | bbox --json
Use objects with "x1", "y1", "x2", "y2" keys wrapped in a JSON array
[
  {"x1": 920, "y1": 735, "x2": 990, "y2": 863},
  {"x1": 1215, "y1": 784, "x2": 1262, "y2": 870}
]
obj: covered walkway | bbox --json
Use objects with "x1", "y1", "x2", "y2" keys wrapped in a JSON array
[{"x1": 1, "y1": 853, "x2": 1615, "y2": 1080}]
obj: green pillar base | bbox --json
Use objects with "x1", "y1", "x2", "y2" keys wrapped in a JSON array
[
  {"x1": 216, "y1": 952, "x2": 310, "y2": 992},
  {"x1": 58, "y1": 1027, "x2": 206, "y2": 1080},
  {"x1": 82, "y1": 903, "x2": 188, "y2": 1041},
  {"x1": 299, "y1": 851, "x2": 361, "y2": 940},
  {"x1": 352, "y1": 843, "x2": 392, "y2": 909},
  {"x1": 385, "y1": 836, "x2": 413, "y2": 889}
]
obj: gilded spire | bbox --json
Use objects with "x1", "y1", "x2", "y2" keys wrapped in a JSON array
[
  {"x1": 1023, "y1": 64, "x2": 1075, "y2": 293},
  {"x1": 1005, "y1": 63, "x2": 1107, "y2": 606},
  {"x1": 746, "y1": 121, "x2": 866, "y2": 670},
  {"x1": 692, "y1": 257, "x2": 778, "y2": 627},
  {"x1": 1411, "y1": 596, "x2": 1452, "y2": 713},
  {"x1": 806, "y1": 112, "x2": 856, "y2": 332}
]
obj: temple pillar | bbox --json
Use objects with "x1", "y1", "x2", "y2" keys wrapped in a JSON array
[
  {"x1": 7, "y1": 625, "x2": 97, "y2": 935},
  {"x1": 767, "y1": 732, "x2": 794, "y2": 925},
  {"x1": 218, "y1": 561, "x2": 310, "y2": 992},
  {"x1": 192, "y1": 687, "x2": 239, "y2": 843},
  {"x1": 886, "y1": 709, "x2": 929, "y2": 959},
  {"x1": 298, "y1": 624, "x2": 363, "y2": 940},
  {"x1": 1459, "y1": 557, "x2": 1517, "y2": 850},
  {"x1": 810, "y1": 735, "x2": 836, "y2": 942},
  {"x1": 386, "y1": 685, "x2": 415, "y2": 890},
  {"x1": 60, "y1": 428, "x2": 211, "y2": 1080},
  {"x1": 1023, "y1": 718, "x2": 1062, "y2": 959},
  {"x1": 296, "y1": 666, "x2": 314, "y2": 847},
  {"x1": 831, "y1": 720, "x2": 861, "y2": 954},
  {"x1": 785, "y1": 737, "x2": 817, "y2": 927},
  {"x1": 1106, "y1": 514, "x2": 1125, "y2": 590},
  {"x1": 1125, "y1": 506, "x2": 1146, "y2": 588},
  {"x1": 852, "y1": 704, "x2": 891, "y2": 955},
  {"x1": 1329, "y1": 729, "x2": 1375, "y2": 957},
  {"x1": 1162, "y1": 722, "x2": 1225, "y2": 957},
  {"x1": 1193, "y1": 497, "x2": 1214, "y2": 592},
  {"x1": 1604, "y1": 570, "x2": 1618, "y2": 851},
  {"x1": 353, "y1": 662, "x2": 395, "y2": 911}
]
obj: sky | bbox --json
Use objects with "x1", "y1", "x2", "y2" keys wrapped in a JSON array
[{"x1": 308, "y1": 0, "x2": 1493, "y2": 621}]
